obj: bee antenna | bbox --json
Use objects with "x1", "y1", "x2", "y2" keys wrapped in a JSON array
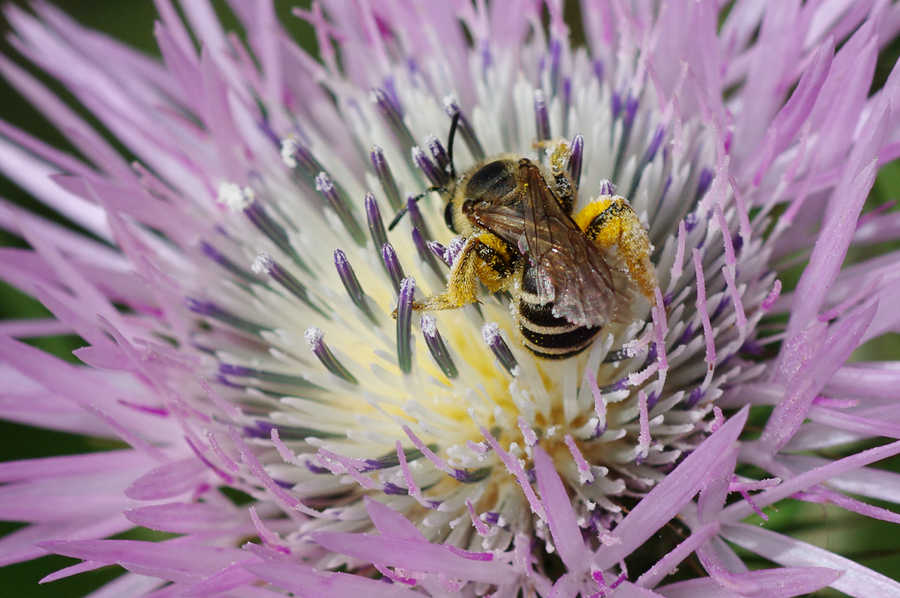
[
  {"x1": 388, "y1": 187, "x2": 447, "y2": 231},
  {"x1": 447, "y1": 110, "x2": 460, "y2": 180}
]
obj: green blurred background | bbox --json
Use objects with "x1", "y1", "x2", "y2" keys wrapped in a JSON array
[{"x1": 0, "y1": 2, "x2": 898, "y2": 596}]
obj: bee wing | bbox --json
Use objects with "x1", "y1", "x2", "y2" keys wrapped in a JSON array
[{"x1": 521, "y1": 165, "x2": 616, "y2": 328}]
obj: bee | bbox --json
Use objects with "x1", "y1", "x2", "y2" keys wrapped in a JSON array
[{"x1": 392, "y1": 122, "x2": 658, "y2": 358}]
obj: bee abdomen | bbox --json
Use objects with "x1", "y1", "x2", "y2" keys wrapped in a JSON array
[{"x1": 517, "y1": 300, "x2": 600, "y2": 358}]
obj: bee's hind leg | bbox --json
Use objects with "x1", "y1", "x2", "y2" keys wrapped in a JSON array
[{"x1": 574, "y1": 196, "x2": 658, "y2": 301}]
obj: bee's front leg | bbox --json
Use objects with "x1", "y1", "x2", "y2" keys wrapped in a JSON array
[
  {"x1": 574, "y1": 196, "x2": 658, "y2": 301},
  {"x1": 413, "y1": 234, "x2": 517, "y2": 312}
]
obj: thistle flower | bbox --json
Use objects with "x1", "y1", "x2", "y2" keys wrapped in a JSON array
[{"x1": 2, "y1": 1, "x2": 900, "y2": 597}]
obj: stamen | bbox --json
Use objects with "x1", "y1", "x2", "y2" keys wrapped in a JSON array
[
  {"x1": 382, "y1": 243, "x2": 406, "y2": 293},
  {"x1": 219, "y1": 364, "x2": 316, "y2": 389},
  {"x1": 420, "y1": 314, "x2": 458, "y2": 378},
  {"x1": 568, "y1": 133, "x2": 583, "y2": 191},
  {"x1": 534, "y1": 90, "x2": 551, "y2": 142},
  {"x1": 370, "y1": 146, "x2": 403, "y2": 211},
  {"x1": 405, "y1": 194, "x2": 432, "y2": 245},
  {"x1": 396, "y1": 277, "x2": 416, "y2": 374},
  {"x1": 315, "y1": 172, "x2": 366, "y2": 245},
  {"x1": 281, "y1": 138, "x2": 326, "y2": 180},
  {"x1": 201, "y1": 241, "x2": 260, "y2": 284},
  {"x1": 412, "y1": 146, "x2": 448, "y2": 187},
  {"x1": 428, "y1": 240, "x2": 451, "y2": 266},
  {"x1": 426, "y1": 134, "x2": 451, "y2": 175},
  {"x1": 482, "y1": 323, "x2": 518, "y2": 374},
  {"x1": 243, "y1": 200, "x2": 310, "y2": 273},
  {"x1": 445, "y1": 237, "x2": 465, "y2": 266},
  {"x1": 364, "y1": 193, "x2": 389, "y2": 253},
  {"x1": 371, "y1": 88, "x2": 416, "y2": 152},
  {"x1": 253, "y1": 253, "x2": 328, "y2": 318},
  {"x1": 412, "y1": 228, "x2": 443, "y2": 278},
  {"x1": 185, "y1": 299, "x2": 265, "y2": 334},
  {"x1": 216, "y1": 182, "x2": 254, "y2": 211},
  {"x1": 304, "y1": 326, "x2": 358, "y2": 384},
  {"x1": 598, "y1": 179, "x2": 616, "y2": 196},
  {"x1": 444, "y1": 96, "x2": 485, "y2": 160},
  {"x1": 333, "y1": 249, "x2": 377, "y2": 324}
]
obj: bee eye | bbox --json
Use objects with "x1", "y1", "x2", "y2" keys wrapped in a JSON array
[{"x1": 444, "y1": 201, "x2": 458, "y2": 233}]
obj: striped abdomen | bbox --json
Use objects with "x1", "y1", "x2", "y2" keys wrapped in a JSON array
[{"x1": 517, "y1": 261, "x2": 600, "y2": 359}]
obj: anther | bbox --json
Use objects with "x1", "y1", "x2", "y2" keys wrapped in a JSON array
[
  {"x1": 382, "y1": 243, "x2": 406, "y2": 294},
  {"x1": 396, "y1": 277, "x2": 416, "y2": 374},
  {"x1": 443, "y1": 97, "x2": 485, "y2": 160},
  {"x1": 370, "y1": 146, "x2": 403, "y2": 211},
  {"x1": 364, "y1": 193, "x2": 388, "y2": 253},
  {"x1": 333, "y1": 250, "x2": 377, "y2": 324},
  {"x1": 253, "y1": 253, "x2": 328, "y2": 318},
  {"x1": 315, "y1": 172, "x2": 366, "y2": 245},
  {"x1": 482, "y1": 323, "x2": 518, "y2": 374},
  {"x1": 371, "y1": 88, "x2": 416, "y2": 153},
  {"x1": 305, "y1": 327, "x2": 358, "y2": 384},
  {"x1": 420, "y1": 314, "x2": 458, "y2": 379}
]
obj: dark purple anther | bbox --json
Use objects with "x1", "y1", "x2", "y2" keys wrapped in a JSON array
[
  {"x1": 445, "y1": 236, "x2": 465, "y2": 267},
  {"x1": 382, "y1": 243, "x2": 406, "y2": 294},
  {"x1": 610, "y1": 92, "x2": 622, "y2": 120},
  {"x1": 685, "y1": 387, "x2": 704, "y2": 409},
  {"x1": 412, "y1": 228, "x2": 443, "y2": 279},
  {"x1": 420, "y1": 314, "x2": 458, "y2": 379},
  {"x1": 305, "y1": 326, "x2": 358, "y2": 384},
  {"x1": 371, "y1": 88, "x2": 416, "y2": 152},
  {"x1": 549, "y1": 38, "x2": 562, "y2": 92},
  {"x1": 405, "y1": 193, "x2": 432, "y2": 241},
  {"x1": 185, "y1": 299, "x2": 265, "y2": 334},
  {"x1": 428, "y1": 241, "x2": 451, "y2": 267},
  {"x1": 444, "y1": 97, "x2": 485, "y2": 160},
  {"x1": 624, "y1": 96, "x2": 639, "y2": 128},
  {"x1": 201, "y1": 241, "x2": 259, "y2": 284},
  {"x1": 426, "y1": 134, "x2": 451, "y2": 176},
  {"x1": 412, "y1": 146, "x2": 448, "y2": 188},
  {"x1": 644, "y1": 125, "x2": 666, "y2": 164},
  {"x1": 334, "y1": 249, "x2": 377, "y2": 323},
  {"x1": 254, "y1": 253, "x2": 327, "y2": 318},
  {"x1": 243, "y1": 200, "x2": 311, "y2": 273},
  {"x1": 315, "y1": 172, "x2": 366, "y2": 245},
  {"x1": 370, "y1": 146, "x2": 403, "y2": 211},
  {"x1": 696, "y1": 168, "x2": 714, "y2": 202},
  {"x1": 396, "y1": 277, "x2": 416, "y2": 374},
  {"x1": 683, "y1": 211, "x2": 700, "y2": 233},
  {"x1": 598, "y1": 179, "x2": 617, "y2": 196},
  {"x1": 365, "y1": 193, "x2": 388, "y2": 252},
  {"x1": 568, "y1": 134, "x2": 583, "y2": 191},
  {"x1": 534, "y1": 90, "x2": 551, "y2": 142},
  {"x1": 482, "y1": 322, "x2": 518, "y2": 374},
  {"x1": 593, "y1": 59, "x2": 604, "y2": 83}
]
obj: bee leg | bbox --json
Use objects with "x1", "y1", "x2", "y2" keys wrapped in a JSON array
[
  {"x1": 574, "y1": 196, "x2": 659, "y2": 300},
  {"x1": 416, "y1": 234, "x2": 517, "y2": 311},
  {"x1": 540, "y1": 139, "x2": 576, "y2": 211}
]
